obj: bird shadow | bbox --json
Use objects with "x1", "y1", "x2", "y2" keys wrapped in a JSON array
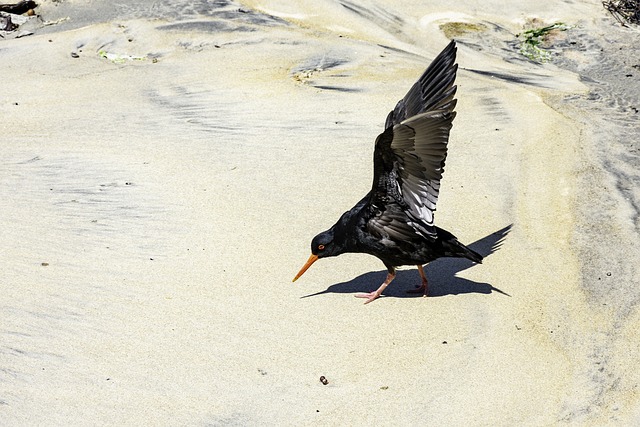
[{"x1": 301, "y1": 225, "x2": 512, "y2": 300}]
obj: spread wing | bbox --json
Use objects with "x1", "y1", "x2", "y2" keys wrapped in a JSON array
[
  {"x1": 367, "y1": 40, "x2": 458, "y2": 242},
  {"x1": 384, "y1": 40, "x2": 458, "y2": 128}
]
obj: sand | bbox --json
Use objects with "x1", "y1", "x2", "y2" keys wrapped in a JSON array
[{"x1": 1, "y1": 0, "x2": 639, "y2": 425}]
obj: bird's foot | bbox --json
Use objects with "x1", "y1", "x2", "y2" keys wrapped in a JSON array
[
  {"x1": 354, "y1": 291, "x2": 382, "y2": 304},
  {"x1": 407, "y1": 265, "x2": 429, "y2": 297},
  {"x1": 407, "y1": 284, "x2": 428, "y2": 297},
  {"x1": 355, "y1": 271, "x2": 394, "y2": 304}
]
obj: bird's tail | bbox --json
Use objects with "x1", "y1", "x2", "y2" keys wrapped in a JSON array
[
  {"x1": 438, "y1": 228, "x2": 483, "y2": 264},
  {"x1": 460, "y1": 244, "x2": 483, "y2": 264}
]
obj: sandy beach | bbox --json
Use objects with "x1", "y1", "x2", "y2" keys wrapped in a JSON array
[{"x1": 2, "y1": 0, "x2": 640, "y2": 425}]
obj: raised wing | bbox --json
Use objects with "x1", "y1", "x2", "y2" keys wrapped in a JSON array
[
  {"x1": 368, "y1": 41, "x2": 458, "y2": 241},
  {"x1": 385, "y1": 40, "x2": 457, "y2": 129}
]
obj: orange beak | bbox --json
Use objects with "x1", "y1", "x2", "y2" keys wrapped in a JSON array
[{"x1": 292, "y1": 254, "x2": 319, "y2": 282}]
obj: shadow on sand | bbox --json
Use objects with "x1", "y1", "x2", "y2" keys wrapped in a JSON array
[{"x1": 301, "y1": 225, "x2": 512, "y2": 301}]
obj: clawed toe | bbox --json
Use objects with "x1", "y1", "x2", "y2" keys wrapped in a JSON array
[
  {"x1": 355, "y1": 292, "x2": 381, "y2": 304},
  {"x1": 354, "y1": 271, "x2": 394, "y2": 304},
  {"x1": 407, "y1": 284, "x2": 428, "y2": 296}
]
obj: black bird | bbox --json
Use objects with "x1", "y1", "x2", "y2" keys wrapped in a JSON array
[{"x1": 293, "y1": 40, "x2": 482, "y2": 304}]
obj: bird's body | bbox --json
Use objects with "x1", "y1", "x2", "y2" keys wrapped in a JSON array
[
  {"x1": 293, "y1": 40, "x2": 482, "y2": 303},
  {"x1": 320, "y1": 194, "x2": 481, "y2": 267}
]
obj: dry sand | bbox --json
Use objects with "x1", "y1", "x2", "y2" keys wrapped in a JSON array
[{"x1": 1, "y1": 0, "x2": 639, "y2": 425}]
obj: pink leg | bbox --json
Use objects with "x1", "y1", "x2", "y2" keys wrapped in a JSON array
[
  {"x1": 407, "y1": 264, "x2": 429, "y2": 297},
  {"x1": 355, "y1": 270, "x2": 396, "y2": 304}
]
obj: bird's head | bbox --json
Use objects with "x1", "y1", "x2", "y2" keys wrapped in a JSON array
[{"x1": 292, "y1": 228, "x2": 343, "y2": 282}]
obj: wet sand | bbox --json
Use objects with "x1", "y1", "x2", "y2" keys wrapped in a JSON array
[{"x1": 1, "y1": 0, "x2": 639, "y2": 425}]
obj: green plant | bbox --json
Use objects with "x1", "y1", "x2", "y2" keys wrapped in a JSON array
[{"x1": 516, "y1": 22, "x2": 569, "y2": 62}]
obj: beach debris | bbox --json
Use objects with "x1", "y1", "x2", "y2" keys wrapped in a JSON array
[
  {"x1": 0, "y1": 12, "x2": 32, "y2": 37},
  {"x1": 319, "y1": 376, "x2": 328, "y2": 385},
  {"x1": 0, "y1": 12, "x2": 17, "y2": 30},
  {"x1": 42, "y1": 16, "x2": 69, "y2": 27},
  {"x1": 0, "y1": 1, "x2": 37, "y2": 15},
  {"x1": 0, "y1": 2, "x2": 37, "y2": 36},
  {"x1": 98, "y1": 50, "x2": 148, "y2": 64},
  {"x1": 603, "y1": 0, "x2": 640, "y2": 26},
  {"x1": 516, "y1": 22, "x2": 569, "y2": 62}
]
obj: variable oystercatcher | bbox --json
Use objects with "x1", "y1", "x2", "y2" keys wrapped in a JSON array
[{"x1": 293, "y1": 40, "x2": 482, "y2": 304}]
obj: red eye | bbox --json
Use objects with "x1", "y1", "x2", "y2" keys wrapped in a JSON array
[{"x1": 318, "y1": 245, "x2": 325, "y2": 250}]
